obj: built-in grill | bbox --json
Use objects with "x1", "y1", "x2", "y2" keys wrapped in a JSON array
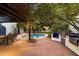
[{"x1": 68, "y1": 33, "x2": 79, "y2": 46}]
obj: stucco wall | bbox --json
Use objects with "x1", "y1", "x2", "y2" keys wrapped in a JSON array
[
  {"x1": 51, "y1": 34, "x2": 61, "y2": 42},
  {"x1": 1, "y1": 23, "x2": 17, "y2": 35}
]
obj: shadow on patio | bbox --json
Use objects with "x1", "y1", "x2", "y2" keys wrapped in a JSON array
[{"x1": 0, "y1": 38, "x2": 77, "y2": 56}]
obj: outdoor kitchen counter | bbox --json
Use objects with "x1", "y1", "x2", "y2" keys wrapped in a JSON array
[{"x1": 65, "y1": 36, "x2": 79, "y2": 55}]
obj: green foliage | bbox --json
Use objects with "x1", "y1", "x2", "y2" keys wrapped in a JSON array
[
  {"x1": 17, "y1": 4, "x2": 79, "y2": 33},
  {"x1": 16, "y1": 22, "x2": 27, "y2": 29},
  {"x1": 35, "y1": 3, "x2": 79, "y2": 31}
]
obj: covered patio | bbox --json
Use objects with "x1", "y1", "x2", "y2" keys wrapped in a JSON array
[{"x1": 0, "y1": 3, "x2": 78, "y2": 56}]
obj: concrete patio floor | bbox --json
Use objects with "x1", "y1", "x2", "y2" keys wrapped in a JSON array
[{"x1": 0, "y1": 38, "x2": 77, "y2": 56}]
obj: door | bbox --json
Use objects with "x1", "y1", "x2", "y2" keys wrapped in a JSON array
[
  {"x1": 53, "y1": 32, "x2": 59, "y2": 38},
  {"x1": 0, "y1": 25, "x2": 6, "y2": 35}
]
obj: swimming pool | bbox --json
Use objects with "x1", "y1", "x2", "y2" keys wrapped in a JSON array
[
  {"x1": 16, "y1": 33, "x2": 48, "y2": 40},
  {"x1": 31, "y1": 33, "x2": 48, "y2": 39}
]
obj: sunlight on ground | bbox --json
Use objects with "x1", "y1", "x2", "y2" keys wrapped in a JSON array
[
  {"x1": 0, "y1": 38, "x2": 76, "y2": 56},
  {"x1": 0, "y1": 40, "x2": 31, "y2": 56}
]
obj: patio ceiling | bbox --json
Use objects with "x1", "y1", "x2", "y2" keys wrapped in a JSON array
[{"x1": 0, "y1": 3, "x2": 32, "y2": 22}]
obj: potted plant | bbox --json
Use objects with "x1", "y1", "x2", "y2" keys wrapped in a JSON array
[{"x1": 28, "y1": 39, "x2": 37, "y2": 43}]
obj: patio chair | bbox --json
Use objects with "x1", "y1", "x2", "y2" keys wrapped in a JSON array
[{"x1": 0, "y1": 33, "x2": 18, "y2": 46}]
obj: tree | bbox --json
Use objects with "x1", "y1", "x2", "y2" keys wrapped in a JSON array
[
  {"x1": 16, "y1": 4, "x2": 40, "y2": 41},
  {"x1": 16, "y1": 3, "x2": 79, "y2": 39},
  {"x1": 35, "y1": 3, "x2": 79, "y2": 32},
  {"x1": 16, "y1": 22, "x2": 28, "y2": 33}
]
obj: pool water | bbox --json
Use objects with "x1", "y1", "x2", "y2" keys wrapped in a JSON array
[{"x1": 31, "y1": 33, "x2": 44, "y2": 38}]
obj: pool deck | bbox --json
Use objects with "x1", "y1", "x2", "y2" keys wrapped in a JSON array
[{"x1": 0, "y1": 38, "x2": 77, "y2": 56}]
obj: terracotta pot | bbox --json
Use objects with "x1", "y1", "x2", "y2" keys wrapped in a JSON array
[{"x1": 28, "y1": 39, "x2": 37, "y2": 43}]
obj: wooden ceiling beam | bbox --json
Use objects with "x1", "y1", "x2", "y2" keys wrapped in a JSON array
[
  {"x1": 6, "y1": 3, "x2": 31, "y2": 17},
  {"x1": 0, "y1": 4, "x2": 26, "y2": 21},
  {"x1": 0, "y1": 10, "x2": 21, "y2": 22},
  {"x1": 1, "y1": 4, "x2": 27, "y2": 18},
  {"x1": 0, "y1": 8, "x2": 24, "y2": 22}
]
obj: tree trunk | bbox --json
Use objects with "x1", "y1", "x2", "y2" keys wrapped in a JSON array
[
  {"x1": 71, "y1": 20, "x2": 79, "y2": 31},
  {"x1": 24, "y1": 28, "x2": 26, "y2": 33},
  {"x1": 17, "y1": 28, "x2": 20, "y2": 34},
  {"x1": 28, "y1": 25, "x2": 31, "y2": 40},
  {"x1": 52, "y1": 13, "x2": 79, "y2": 31},
  {"x1": 71, "y1": 24, "x2": 79, "y2": 31}
]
